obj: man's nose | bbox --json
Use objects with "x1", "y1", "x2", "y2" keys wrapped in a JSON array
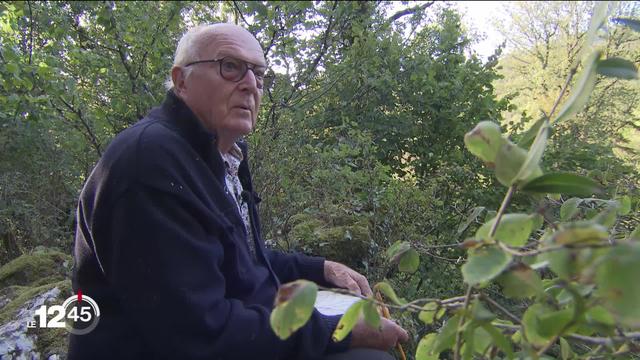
[{"x1": 238, "y1": 68, "x2": 260, "y2": 90}]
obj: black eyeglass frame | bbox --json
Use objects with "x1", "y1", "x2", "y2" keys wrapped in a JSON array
[{"x1": 184, "y1": 57, "x2": 268, "y2": 88}]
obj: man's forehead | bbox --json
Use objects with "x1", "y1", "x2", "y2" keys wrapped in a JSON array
[{"x1": 204, "y1": 27, "x2": 265, "y2": 66}]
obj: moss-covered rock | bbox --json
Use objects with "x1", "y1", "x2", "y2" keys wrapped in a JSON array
[
  {"x1": 0, "y1": 250, "x2": 72, "y2": 289},
  {"x1": 288, "y1": 210, "x2": 372, "y2": 269},
  {"x1": 0, "y1": 250, "x2": 73, "y2": 359}
]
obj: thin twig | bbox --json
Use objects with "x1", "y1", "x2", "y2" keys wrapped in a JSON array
[
  {"x1": 317, "y1": 286, "x2": 469, "y2": 312},
  {"x1": 479, "y1": 294, "x2": 522, "y2": 325},
  {"x1": 489, "y1": 186, "x2": 516, "y2": 238},
  {"x1": 453, "y1": 285, "x2": 474, "y2": 360},
  {"x1": 493, "y1": 323, "x2": 640, "y2": 345},
  {"x1": 27, "y1": 0, "x2": 33, "y2": 65},
  {"x1": 498, "y1": 241, "x2": 614, "y2": 257},
  {"x1": 548, "y1": 66, "x2": 578, "y2": 121}
]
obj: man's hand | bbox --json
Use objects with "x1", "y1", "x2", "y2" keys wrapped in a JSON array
[
  {"x1": 350, "y1": 318, "x2": 409, "y2": 351},
  {"x1": 323, "y1": 261, "x2": 373, "y2": 297}
]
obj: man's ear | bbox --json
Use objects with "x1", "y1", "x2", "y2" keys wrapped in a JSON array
[{"x1": 171, "y1": 66, "x2": 187, "y2": 96}]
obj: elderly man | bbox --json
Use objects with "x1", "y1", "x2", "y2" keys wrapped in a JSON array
[{"x1": 68, "y1": 23, "x2": 407, "y2": 360}]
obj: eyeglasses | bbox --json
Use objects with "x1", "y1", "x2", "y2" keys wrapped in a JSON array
[{"x1": 184, "y1": 57, "x2": 269, "y2": 89}]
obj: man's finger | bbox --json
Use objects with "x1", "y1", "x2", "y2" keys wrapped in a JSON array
[
  {"x1": 345, "y1": 277, "x2": 362, "y2": 295},
  {"x1": 355, "y1": 274, "x2": 373, "y2": 297},
  {"x1": 392, "y1": 323, "x2": 409, "y2": 343}
]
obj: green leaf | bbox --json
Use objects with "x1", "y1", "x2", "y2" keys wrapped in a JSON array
[
  {"x1": 362, "y1": 300, "x2": 381, "y2": 329},
  {"x1": 611, "y1": 17, "x2": 640, "y2": 32},
  {"x1": 538, "y1": 308, "x2": 573, "y2": 338},
  {"x1": 419, "y1": 302, "x2": 439, "y2": 325},
  {"x1": 415, "y1": 333, "x2": 439, "y2": 360},
  {"x1": 629, "y1": 226, "x2": 640, "y2": 241},
  {"x1": 495, "y1": 141, "x2": 541, "y2": 186},
  {"x1": 554, "y1": 51, "x2": 601, "y2": 124},
  {"x1": 592, "y1": 205, "x2": 618, "y2": 229},
  {"x1": 398, "y1": 248, "x2": 419, "y2": 273},
  {"x1": 551, "y1": 222, "x2": 609, "y2": 245},
  {"x1": 462, "y1": 324, "x2": 475, "y2": 360},
  {"x1": 596, "y1": 243, "x2": 640, "y2": 327},
  {"x1": 520, "y1": 172, "x2": 603, "y2": 197},
  {"x1": 560, "y1": 337, "x2": 572, "y2": 360},
  {"x1": 464, "y1": 121, "x2": 505, "y2": 165},
  {"x1": 270, "y1": 280, "x2": 318, "y2": 340},
  {"x1": 515, "y1": 119, "x2": 549, "y2": 182},
  {"x1": 332, "y1": 300, "x2": 365, "y2": 342},
  {"x1": 472, "y1": 326, "x2": 493, "y2": 355},
  {"x1": 470, "y1": 299, "x2": 495, "y2": 323},
  {"x1": 616, "y1": 195, "x2": 631, "y2": 216},
  {"x1": 373, "y1": 282, "x2": 405, "y2": 305},
  {"x1": 518, "y1": 117, "x2": 546, "y2": 149},
  {"x1": 497, "y1": 263, "x2": 543, "y2": 299},
  {"x1": 481, "y1": 323, "x2": 514, "y2": 359},
  {"x1": 458, "y1": 206, "x2": 485, "y2": 235},
  {"x1": 432, "y1": 314, "x2": 462, "y2": 354},
  {"x1": 597, "y1": 58, "x2": 638, "y2": 80},
  {"x1": 462, "y1": 246, "x2": 512, "y2": 285},
  {"x1": 585, "y1": 305, "x2": 616, "y2": 327},
  {"x1": 386, "y1": 241, "x2": 410, "y2": 262},
  {"x1": 560, "y1": 198, "x2": 582, "y2": 221},
  {"x1": 584, "y1": 2, "x2": 609, "y2": 47},
  {"x1": 522, "y1": 303, "x2": 554, "y2": 347},
  {"x1": 475, "y1": 213, "x2": 534, "y2": 247}
]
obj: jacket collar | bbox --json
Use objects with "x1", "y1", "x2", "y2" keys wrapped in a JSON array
[
  {"x1": 159, "y1": 90, "x2": 255, "y2": 194},
  {"x1": 160, "y1": 90, "x2": 225, "y2": 181}
]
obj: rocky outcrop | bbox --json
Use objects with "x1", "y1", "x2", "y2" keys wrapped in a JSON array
[{"x1": 0, "y1": 250, "x2": 72, "y2": 359}]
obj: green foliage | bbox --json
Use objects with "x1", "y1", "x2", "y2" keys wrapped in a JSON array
[
  {"x1": 520, "y1": 172, "x2": 603, "y2": 196},
  {"x1": 271, "y1": 4, "x2": 640, "y2": 360},
  {"x1": 475, "y1": 214, "x2": 535, "y2": 247},
  {"x1": 461, "y1": 246, "x2": 512, "y2": 285},
  {"x1": 1, "y1": 1, "x2": 638, "y2": 358}
]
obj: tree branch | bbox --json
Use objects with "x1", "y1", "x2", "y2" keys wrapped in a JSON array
[{"x1": 386, "y1": 2, "x2": 434, "y2": 23}]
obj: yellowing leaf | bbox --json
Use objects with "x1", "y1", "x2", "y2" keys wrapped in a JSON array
[
  {"x1": 464, "y1": 121, "x2": 505, "y2": 165},
  {"x1": 362, "y1": 300, "x2": 381, "y2": 329},
  {"x1": 270, "y1": 280, "x2": 318, "y2": 340},
  {"x1": 497, "y1": 263, "x2": 543, "y2": 299},
  {"x1": 332, "y1": 300, "x2": 365, "y2": 342},
  {"x1": 551, "y1": 222, "x2": 608, "y2": 245},
  {"x1": 373, "y1": 282, "x2": 405, "y2": 305},
  {"x1": 419, "y1": 302, "x2": 439, "y2": 325},
  {"x1": 415, "y1": 333, "x2": 439, "y2": 360}
]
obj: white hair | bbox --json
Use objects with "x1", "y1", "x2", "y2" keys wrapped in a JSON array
[{"x1": 164, "y1": 24, "x2": 219, "y2": 90}]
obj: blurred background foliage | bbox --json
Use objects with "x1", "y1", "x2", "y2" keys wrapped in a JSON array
[{"x1": 0, "y1": 0, "x2": 638, "y2": 338}]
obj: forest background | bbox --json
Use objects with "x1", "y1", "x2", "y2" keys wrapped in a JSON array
[{"x1": 0, "y1": 1, "x2": 638, "y2": 358}]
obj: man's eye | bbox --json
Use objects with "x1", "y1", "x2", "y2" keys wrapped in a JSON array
[{"x1": 222, "y1": 60, "x2": 241, "y2": 72}]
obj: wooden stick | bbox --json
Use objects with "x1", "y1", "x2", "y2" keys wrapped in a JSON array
[{"x1": 376, "y1": 292, "x2": 407, "y2": 360}]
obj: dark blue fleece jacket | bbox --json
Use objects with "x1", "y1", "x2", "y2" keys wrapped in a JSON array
[{"x1": 68, "y1": 91, "x2": 349, "y2": 359}]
